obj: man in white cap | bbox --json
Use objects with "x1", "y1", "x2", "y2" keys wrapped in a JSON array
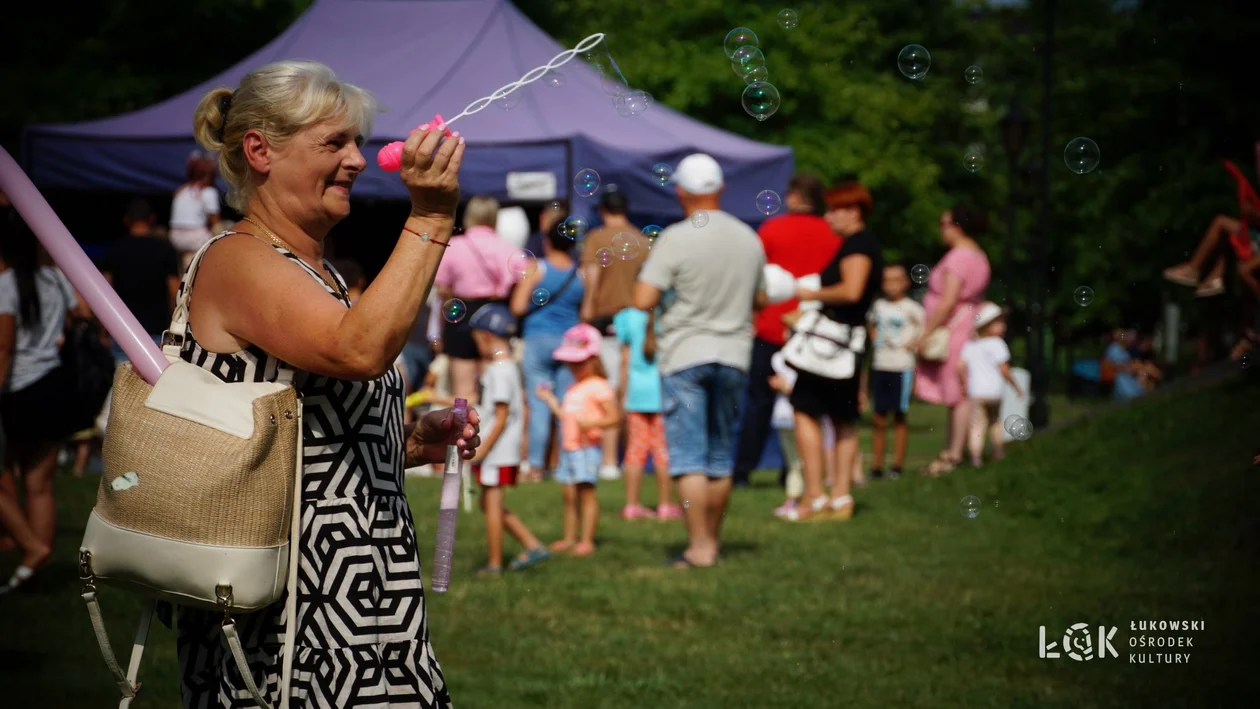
[{"x1": 634, "y1": 153, "x2": 767, "y2": 569}]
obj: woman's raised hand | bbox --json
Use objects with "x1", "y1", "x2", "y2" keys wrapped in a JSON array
[{"x1": 400, "y1": 124, "x2": 466, "y2": 220}]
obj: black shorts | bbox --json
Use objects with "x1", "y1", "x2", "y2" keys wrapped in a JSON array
[
  {"x1": 788, "y1": 368, "x2": 861, "y2": 424},
  {"x1": 441, "y1": 298, "x2": 501, "y2": 360},
  {"x1": 870, "y1": 369, "x2": 913, "y2": 416},
  {"x1": 1, "y1": 366, "x2": 77, "y2": 448}
]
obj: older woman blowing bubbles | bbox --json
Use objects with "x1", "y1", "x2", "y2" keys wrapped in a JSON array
[{"x1": 180, "y1": 61, "x2": 478, "y2": 708}]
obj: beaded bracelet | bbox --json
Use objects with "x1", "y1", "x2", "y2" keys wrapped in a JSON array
[{"x1": 403, "y1": 224, "x2": 450, "y2": 247}]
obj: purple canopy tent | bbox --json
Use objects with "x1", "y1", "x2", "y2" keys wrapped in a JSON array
[{"x1": 22, "y1": 0, "x2": 793, "y2": 224}]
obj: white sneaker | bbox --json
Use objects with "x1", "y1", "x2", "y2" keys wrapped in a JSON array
[{"x1": 598, "y1": 464, "x2": 622, "y2": 481}]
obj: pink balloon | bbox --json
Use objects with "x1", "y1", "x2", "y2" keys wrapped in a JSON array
[{"x1": 0, "y1": 146, "x2": 168, "y2": 385}]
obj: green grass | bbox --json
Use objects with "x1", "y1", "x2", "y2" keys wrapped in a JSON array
[{"x1": 3, "y1": 385, "x2": 1258, "y2": 707}]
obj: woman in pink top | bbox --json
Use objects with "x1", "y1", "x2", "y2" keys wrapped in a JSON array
[
  {"x1": 435, "y1": 195, "x2": 520, "y2": 400},
  {"x1": 914, "y1": 206, "x2": 992, "y2": 475}
]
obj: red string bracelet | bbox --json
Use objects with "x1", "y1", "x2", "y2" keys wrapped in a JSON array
[{"x1": 403, "y1": 224, "x2": 450, "y2": 247}]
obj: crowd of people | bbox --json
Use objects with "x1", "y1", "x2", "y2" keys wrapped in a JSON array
[{"x1": 4, "y1": 56, "x2": 1230, "y2": 708}]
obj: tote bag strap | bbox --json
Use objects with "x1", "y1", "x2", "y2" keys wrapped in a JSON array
[{"x1": 163, "y1": 231, "x2": 239, "y2": 360}]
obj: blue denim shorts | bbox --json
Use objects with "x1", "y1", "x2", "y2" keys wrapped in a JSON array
[
  {"x1": 555, "y1": 446, "x2": 602, "y2": 485},
  {"x1": 661, "y1": 363, "x2": 746, "y2": 479}
]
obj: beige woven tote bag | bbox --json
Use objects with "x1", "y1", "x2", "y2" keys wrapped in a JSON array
[{"x1": 78, "y1": 236, "x2": 302, "y2": 709}]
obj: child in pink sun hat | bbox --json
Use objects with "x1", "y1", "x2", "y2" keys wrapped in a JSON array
[{"x1": 535, "y1": 324, "x2": 621, "y2": 557}]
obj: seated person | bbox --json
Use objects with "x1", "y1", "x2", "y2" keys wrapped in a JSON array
[
  {"x1": 1163, "y1": 203, "x2": 1260, "y2": 298},
  {"x1": 1126, "y1": 333, "x2": 1163, "y2": 391},
  {"x1": 1102, "y1": 330, "x2": 1148, "y2": 401}
]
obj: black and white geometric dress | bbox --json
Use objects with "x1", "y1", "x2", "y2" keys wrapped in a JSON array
[{"x1": 175, "y1": 234, "x2": 451, "y2": 708}]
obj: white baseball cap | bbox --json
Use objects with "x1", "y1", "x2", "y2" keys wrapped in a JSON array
[
  {"x1": 974, "y1": 302, "x2": 1004, "y2": 329},
  {"x1": 671, "y1": 153, "x2": 725, "y2": 195}
]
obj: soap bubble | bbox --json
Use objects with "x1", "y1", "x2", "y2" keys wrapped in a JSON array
[
  {"x1": 561, "y1": 216, "x2": 588, "y2": 240},
  {"x1": 897, "y1": 44, "x2": 931, "y2": 80},
  {"x1": 495, "y1": 90, "x2": 522, "y2": 111},
  {"x1": 724, "y1": 27, "x2": 759, "y2": 59},
  {"x1": 964, "y1": 65, "x2": 983, "y2": 84},
  {"x1": 742, "y1": 81, "x2": 781, "y2": 121},
  {"x1": 595, "y1": 247, "x2": 614, "y2": 267},
  {"x1": 731, "y1": 46, "x2": 766, "y2": 78},
  {"x1": 1003, "y1": 414, "x2": 1022, "y2": 435},
  {"x1": 743, "y1": 66, "x2": 770, "y2": 84},
  {"x1": 756, "y1": 190, "x2": 782, "y2": 215},
  {"x1": 691, "y1": 211, "x2": 709, "y2": 228},
  {"x1": 1004, "y1": 415, "x2": 1034, "y2": 441},
  {"x1": 543, "y1": 69, "x2": 565, "y2": 88},
  {"x1": 611, "y1": 232, "x2": 640, "y2": 260},
  {"x1": 622, "y1": 89, "x2": 652, "y2": 115},
  {"x1": 964, "y1": 150, "x2": 984, "y2": 173},
  {"x1": 1240, "y1": 352, "x2": 1253, "y2": 369},
  {"x1": 778, "y1": 8, "x2": 799, "y2": 29},
  {"x1": 960, "y1": 495, "x2": 981, "y2": 519},
  {"x1": 1073, "y1": 285, "x2": 1094, "y2": 306},
  {"x1": 1064, "y1": 137, "x2": 1100, "y2": 174},
  {"x1": 508, "y1": 249, "x2": 537, "y2": 280},
  {"x1": 642, "y1": 224, "x2": 662, "y2": 248},
  {"x1": 910, "y1": 264, "x2": 930, "y2": 284},
  {"x1": 442, "y1": 298, "x2": 467, "y2": 323},
  {"x1": 574, "y1": 168, "x2": 601, "y2": 197},
  {"x1": 651, "y1": 163, "x2": 673, "y2": 187},
  {"x1": 531, "y1": 288, "x2": 551, "y2": 306}
]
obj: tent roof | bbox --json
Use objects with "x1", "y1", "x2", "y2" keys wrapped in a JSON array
[{"x1": 24, "y1": 0, "x2": 793, "y2": 222}]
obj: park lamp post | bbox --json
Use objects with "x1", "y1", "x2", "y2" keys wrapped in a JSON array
[{"x1": 999, "y1": 99, "x2": 1029, "y2": 315}]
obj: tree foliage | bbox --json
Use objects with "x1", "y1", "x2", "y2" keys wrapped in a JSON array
[{"x1": 3, "y1": 0, "x2": 1258, "y2": 336}]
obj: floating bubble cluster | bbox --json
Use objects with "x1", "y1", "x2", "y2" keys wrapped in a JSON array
[
  {"x1": 732, "y1": 46, "x2": 766, "y2": 79},
  {"x1": 960, "y1": 495, "x2": 981, "y2": 519},
  {"x1": 756, "y1": 190, "x2": 782, "y2": 216},
  {"x1": 898, "y1": 44, "x2": 931, "y2": 80},
  {"x1": 1004, "y1": 415, "x2": 1034, "y2": 441},
  {"x1": 1073, "y1": 286, "x2": 1094, "y2": 306},
  {"x1": 574, "y1": 168, "x2": 601, "y2": 197},
  {"x1": 911, "y1": 264, "x2": 931, "y2": 284},
  {"x1": 724, "y1": 27, "x2": 780, "y2": 120},
  {"x1": 442, "y1": 298, "x2": 467, "y2": 323},
  {"x1": 1064, "y1": 137, "x2": 1101, "y2": 174}
]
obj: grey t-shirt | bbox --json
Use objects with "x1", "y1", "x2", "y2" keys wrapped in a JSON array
[
  {"x1": 637, "y1": 210, "x2": 766, "y2": 376},
  {"x1": 479, "y1": 359, "x2": 524, "y2": 467},
  {"x1": 0, "y1": 267, "x2": 74, "y2": 392}
]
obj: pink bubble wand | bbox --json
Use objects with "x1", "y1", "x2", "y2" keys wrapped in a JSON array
[
  {"x1": 377, "y1": 33, "x2": 606, "y2": 171},
  {"x1": 430, "y1": 398, "x2": 469, "y2": 593},
  {"x1": 0, "y1": 146, "x2": 167, "y2": 385}
]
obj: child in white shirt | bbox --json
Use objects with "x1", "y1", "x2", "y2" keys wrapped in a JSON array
[{"x1": 959, "y1": 303, "x2": 1024, "y2": 467}]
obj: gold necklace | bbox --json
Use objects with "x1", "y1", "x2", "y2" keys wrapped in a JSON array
[{"x1": 240, "y1": 216, "x2": 343, "y2": 298}]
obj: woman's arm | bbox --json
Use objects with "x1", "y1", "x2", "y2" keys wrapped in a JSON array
[
  {"x1": 509, "y1": 266, "x2": 542, "y2": 317},
  {"x1": 195, "y1": 130, "x2": 465, "y2": 381},
  {"x1": 796, "y1": 255, "x2": 872, "y2": 305},
  {"x1": 921, "y1": 271, "x2": 963, "y2": 335}
]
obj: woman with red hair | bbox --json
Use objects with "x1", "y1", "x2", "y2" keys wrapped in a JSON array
[{"x1": 168, "y1": 152, "x2": 222, "y2": 270}]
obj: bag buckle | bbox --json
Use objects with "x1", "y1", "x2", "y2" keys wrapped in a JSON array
[
  {"x1": 161, "y1": 330, "x2": 184, "y2": 348},
  {"x1": 216, "y1": 584, "x2": 234, "y2": 627},
  {"x1": 79, "y1": 550, "x2": 97, "y2": 593}
]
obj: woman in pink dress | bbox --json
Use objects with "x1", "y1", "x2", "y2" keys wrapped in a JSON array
[{"x1": 914, "y1": 206, "x2": 991, "y2": 475}]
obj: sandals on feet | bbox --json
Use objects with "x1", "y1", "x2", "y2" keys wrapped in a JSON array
[
  {"x1": 1162, "y1": 266, "x2": 1199, "y2": 287},
  {"x1": 508, "y1": 546, "x2": 551, "y2": 571},
  {"x1": 782, "y1": 496, "x2": 830, "y2": 522}
]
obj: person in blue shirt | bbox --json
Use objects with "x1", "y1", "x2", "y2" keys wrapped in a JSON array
[
  {"x1": 1104, "y1": 330, "x2": 1154, "y2": 401},
  {"x1": 613, "y1": 306, "x2": 683, "y2": 520}
]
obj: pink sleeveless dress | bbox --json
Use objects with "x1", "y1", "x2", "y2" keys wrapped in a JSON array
[{"x1": 914, "y1": 246, "x2": 991, "y2": 406}]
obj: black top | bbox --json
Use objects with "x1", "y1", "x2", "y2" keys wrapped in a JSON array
[
  {"x1": 819, "y1": 229, "x2": 884, "y2": 326},
  {"x1": 100, "y1": 235, "x2": 180, "y2": 335}
]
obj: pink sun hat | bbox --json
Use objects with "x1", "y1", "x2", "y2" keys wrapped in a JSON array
[{"x1": 552, "y1": 323, "x2": 603, "y2": 363}]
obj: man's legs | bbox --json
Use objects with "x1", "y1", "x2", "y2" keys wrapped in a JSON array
[
  {"x1": 662, "y1": 365, "x2": 718, "y2": 566},
  {"x1": 705, "y1": 365, "x2": 745, "y2": 549},
  {"x1": 731, "y1": 338, "x2": 779, "y2": 487}
]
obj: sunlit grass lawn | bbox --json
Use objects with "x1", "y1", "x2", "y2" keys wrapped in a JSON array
[{"x1": 3, "y1": 384, "x2": 1257, "y2": 707}]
